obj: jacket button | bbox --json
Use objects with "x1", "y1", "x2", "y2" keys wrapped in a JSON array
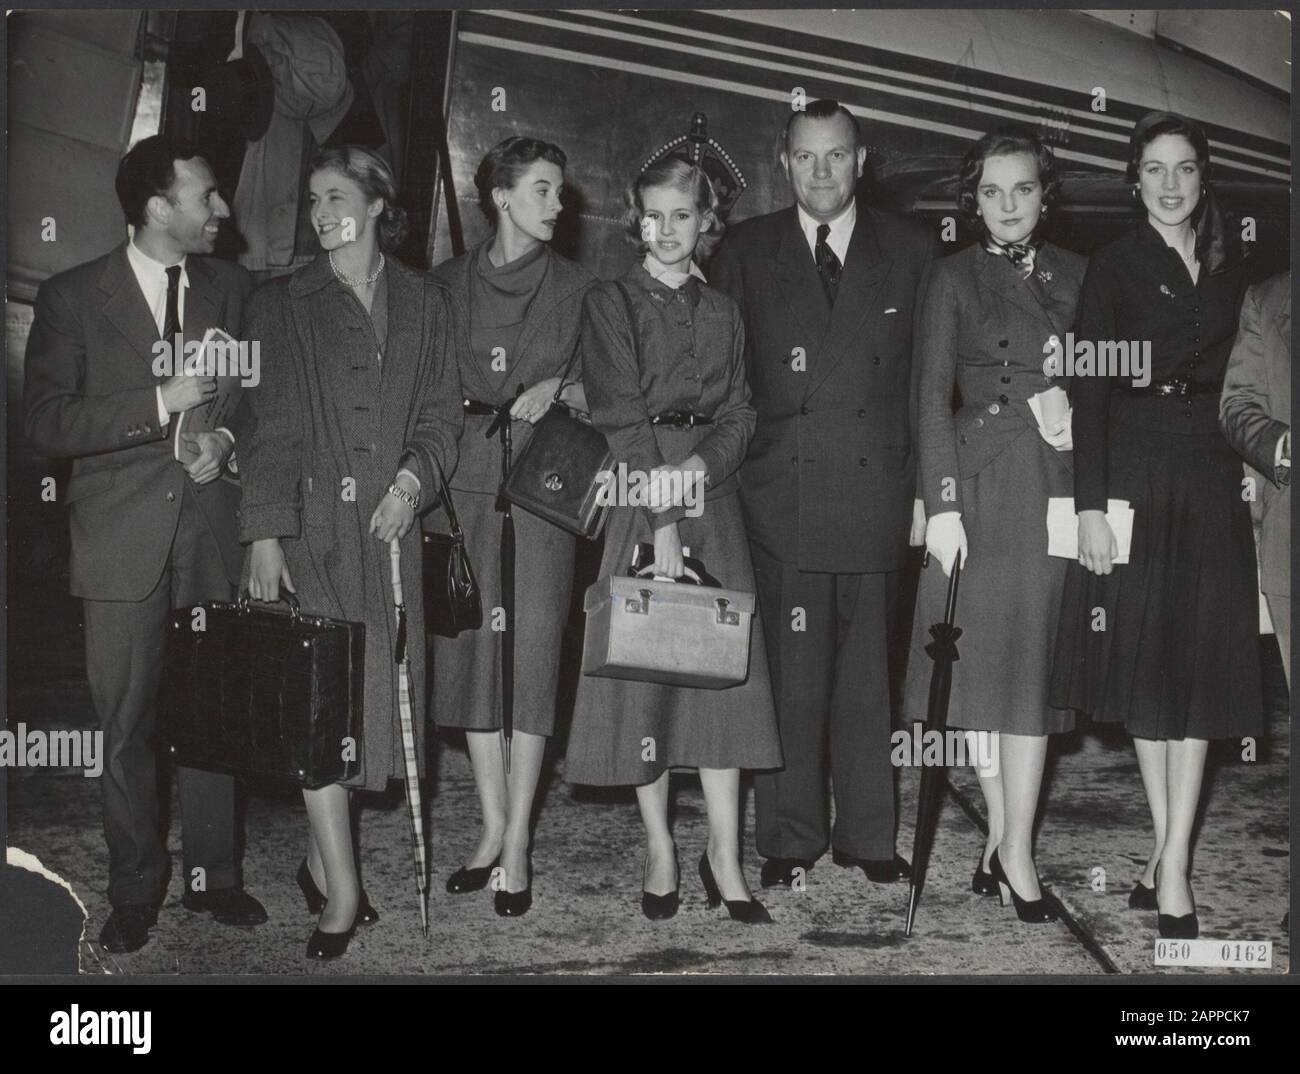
[
  {"x1": 872, "y1": 356, "x2": 881, "y2": 366},
  {"x1": 859, "y1": 457, "x2": 868, "y2": 467},
  {"x1": 999, "y1": 339, "x2": 1009, "y2": 348},
  {"x1": 1000, "y1": 376, "x2": 1011, "y2": 384},
  {"x1": 999, "y1": 394, "x2": 1009, "y2": 405},
  {"x1": 800, "y1": 405, "x2": 810, "y2": 415},
  {"x1": 974, "y1": 418, "x2": 984, "y2": 428},
  {"x1": 857, "y1": 409, "x2": 866, "y2": 418},
  {"x1": 780, "y1": 355, "x2": 790, "y2": 365},
  {"x1": 166, "y1": 491, "x2": 176, "y2": 502},
  {"x1": 988, "y1": 403, "x2": 1000, "y2": 415},
  {"x1": 959, "y1": 435, "x2": 968, "y2": 445}
]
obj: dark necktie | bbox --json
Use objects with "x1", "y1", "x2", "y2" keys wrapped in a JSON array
[
  {"x1": 815, "y1": 223, "x2": 842, "y2": 306},
  {"x1": 163, "y1": 264, "x2": 182, "y2": 344}
]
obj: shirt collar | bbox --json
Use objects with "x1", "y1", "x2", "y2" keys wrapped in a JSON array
[
  {"x1": 797, "y1": 200, "x2": 855, "y2": 252},
  {"x1": 642, "y1": 251, "x2": 707, "y2": 288},
  {"x1": 127, "y1": 238, "x2": 189, "y2": 290}
]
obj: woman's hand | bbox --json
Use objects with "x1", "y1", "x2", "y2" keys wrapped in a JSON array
[
  {"x1": 248, "y1": 538, "x2": 295, "y2": 603},
  {"x1": 646, "y1": 455, "x2": 708, "y2": 514},
  {"x1": 651, "y1": 521, "x2": 685, "y2": 578},
  {"x1": 1077, "y1": 509, "x2": 1117, "y2": 575},
  {"x1": 510, "y1": 379, "x2": 558, "y2": 425},
  {"x1": 925, "y1": 511, "x2": 968, "y2": 577},
  {"x1": 370, "y1": 473, "x2": 418, "y2": 542}
]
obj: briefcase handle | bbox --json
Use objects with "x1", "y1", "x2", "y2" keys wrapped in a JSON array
[
  {"x1": 632, "y1": 564, "x2": 705, "y2": 586},
  {"x1": 237, "y1": 589, "x2": 303, "y2": 621}
]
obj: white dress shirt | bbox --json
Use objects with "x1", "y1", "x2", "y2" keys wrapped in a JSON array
[
  {"x1": 797, "y1": 200, "x2": 855, "y2": 266},
  {"x1": 126, "y1": 240, "x2": 189, "y2": 430},
  {"x1": 642, "y1": 251, "x2": 708, "y2": 288}
]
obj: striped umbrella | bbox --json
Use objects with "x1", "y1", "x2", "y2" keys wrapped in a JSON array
[{"x1": 388, "y1": 538, "x2": 429, "y2": 936}]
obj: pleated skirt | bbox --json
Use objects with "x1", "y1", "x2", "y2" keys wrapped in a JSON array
[
  {"x1": 903, "y1": 427, "x2": 1076, "y2": 734},
  {"x1": 1049, "y1": 397, "x2": 1263, "y2": 740},
  {"x1": 564, "y1": 490, "x2": 784, "y2": 786}
]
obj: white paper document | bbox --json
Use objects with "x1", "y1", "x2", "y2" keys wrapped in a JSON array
[{"x1": 1046, "y1": 498, "x2": 1135, "y2": 565}]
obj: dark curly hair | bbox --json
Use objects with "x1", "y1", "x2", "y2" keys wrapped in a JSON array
[
  {"x1": 116, "y1": 135, "x2": 206, "y2": 229},
  {"x1": 474, "y1": 136, "x2": 567, "y2": 227},
  {"x1": 308, "y1": 145, "x2": 408, "y2": 253},
  {"x1": 956, "y1": 125, "x2": 1060, "y2": 222}
]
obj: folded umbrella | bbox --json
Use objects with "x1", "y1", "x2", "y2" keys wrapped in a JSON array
[
  {"x1": 388, "y1": 538, "x2": 428, "y2": 936},
  {"x1": 905, "y1": 556, "x2": 962, "y2": 937},
  {"x1": 486, "y1": 385, "x2": 525, "y2": 774}
]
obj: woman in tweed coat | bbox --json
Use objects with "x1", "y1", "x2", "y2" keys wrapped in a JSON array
[{"x1": 241, "y1": 147, "x2": 462, "y2": 958}]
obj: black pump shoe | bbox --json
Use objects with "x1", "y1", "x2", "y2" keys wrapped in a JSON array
[
  {"x1": 306, "y1": 924, "x2": 355, "y2": 960},
  {"x1": 494, "y1": 863, "x2": 533, "y2": 917},
  {"x1": 989, "y1": 850, "x2": 1058, "y2": 923},
  {"x1": 641, "y1": 849, "x2": 681, "y2": 920},
  {"x1": 972, "y1": 855, "x2": 998, "y2": 896},
  {"x1": 446, "y1": 856, "x2": 500, "y2": 895},
  {"x1": 1157, "y1": 911, "x2": 1199, "y2": 939},
  {"x1": 1128, "y1": 879, "x2": 1158, "y2": 911},
  {"x1": 698, "y1": 852, "x2": 771, "y2": 924},
  {"x1": 296, "y1": 860, "x2": 379, "y2": 925}
]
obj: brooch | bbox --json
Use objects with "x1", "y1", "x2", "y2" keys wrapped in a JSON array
[
  {"x1": 1037, "y1": 270, "x2": 1053, "y2": 284},
  {"x1": 1160, "y1": 284, "x2": 1175, "y2": 297}
]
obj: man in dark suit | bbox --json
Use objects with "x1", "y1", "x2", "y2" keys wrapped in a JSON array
[
  {"x1": 1221, "y1": 270, "x2": 1291, "y2": 687},
  {"x1": 24, "y1": 136, "x2": 266, "y2": 952},
  {"x1": 711, "y1": 100, "x2": 935, "y2": 888}
]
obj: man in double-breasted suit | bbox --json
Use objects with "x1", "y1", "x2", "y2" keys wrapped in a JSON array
[
  {"x1": 1221, "y1": 270, "x2": 1291, "y2": 686},
  {"x1": 24, "y1": 136, "x2": 266, "y2": 952},
  {"x1": 712, "y1": 100, "x2": 936, "y2": 887}
]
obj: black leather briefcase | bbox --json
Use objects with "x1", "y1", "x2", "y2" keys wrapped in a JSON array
[{"x1": 159, "y1": 594, "x2": 364, "y2": 789}]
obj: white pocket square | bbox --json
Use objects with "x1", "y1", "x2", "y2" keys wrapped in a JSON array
[{"x1": 883, "y1": 308, "x2": 898, "y2": 314}]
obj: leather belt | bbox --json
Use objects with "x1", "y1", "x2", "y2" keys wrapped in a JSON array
[
  {"x1": 651, "y1": 410, "x2": 713, "y2": 427},
  {"x1": 1129, "y1": 377, "x2": 1219, "y2": 398}
]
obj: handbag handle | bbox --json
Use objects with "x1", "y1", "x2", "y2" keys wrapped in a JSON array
[
  {"x1": 237, "y1": 590, "x2": 302, "y2": 621},
  {"x1": 426, "y1": 452, "x2": 463, "y2": 537},
  {"x1": 633, "y1": 564, "x2": 703, "y2": 585},
  {"x1": 550, "y1": 280, "x2": 639, "y2": 407}
]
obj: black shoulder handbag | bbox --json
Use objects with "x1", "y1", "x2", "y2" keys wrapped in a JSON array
[
  {"x1": 422, "y1": 454, "x2": 483, "y2": 637},
  {"x1": 497, "y1": 295, "x2": 623, "y2": 539}
]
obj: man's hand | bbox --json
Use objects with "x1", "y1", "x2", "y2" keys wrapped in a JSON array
[
  {"x1": 160, "y1": 373, "x2": 216, "y2": 414},
  {"x1": 182, "y1": 431, "x2": 232, "y2": 485}
]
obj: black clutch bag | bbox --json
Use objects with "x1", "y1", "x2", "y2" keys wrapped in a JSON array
[
  {"x1": 158, "y1": 593, "x2": 364, "y2": 789},
  {"x1": 423, "y1": 455, "x2": 482, "y2": 637}
]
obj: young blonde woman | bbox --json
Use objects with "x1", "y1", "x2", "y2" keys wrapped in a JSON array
[
  {"x1": 241, "y1": 146, "x2": 462, "y2": 958},
  {"x1": 565, "y1": 158, "x2": 782, "y2": 923}
]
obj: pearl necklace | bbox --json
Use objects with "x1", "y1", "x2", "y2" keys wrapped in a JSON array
[{"x1": 329, "y1": 250, "x2": 385, "y2": 287}]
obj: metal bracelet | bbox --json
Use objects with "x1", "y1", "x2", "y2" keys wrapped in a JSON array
[{"x1": 387, "y1": 483, "x2": 420, "y2": 510}]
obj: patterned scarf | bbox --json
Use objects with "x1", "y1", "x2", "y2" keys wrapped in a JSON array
[{"x1": 982, "y1": 235, "x2": 1043, "y2": 279}]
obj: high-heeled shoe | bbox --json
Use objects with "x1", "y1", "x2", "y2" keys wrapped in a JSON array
[
  {"x1": 306, "y1": 923, "x2": 355, "y2": 960},
  {"x1": 1128, "y1": 879, "x2": 1158, "y2": 911},
  {"x1": 698, "y1": 852, "x2": 772, "y2": 924},
  {"x1": 493, "y1": 862, "x2": 533, "y2": 917},
  {"x1": 989, "y1": 849, "x2": 1058, "y2": 923},
  {"x1": 972, "y1": 854, "x2": 998, "y2": 897},
  {"x1": 446, "y1": 856, "x2": 501, "y2": 895},
  {"x1": 295, "y1": 860, "x2": 379, "y2": 925},
  {"x1": 1155, "y1": 870, "x2": 1199, "y2": 938},
  {"x1": 641, "y1": 849, "x2": 680, "y2": 920}
]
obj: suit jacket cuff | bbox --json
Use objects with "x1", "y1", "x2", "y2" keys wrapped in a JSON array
[{"x1": 238, "y1": 504, "x2": 301, "y2": 544}]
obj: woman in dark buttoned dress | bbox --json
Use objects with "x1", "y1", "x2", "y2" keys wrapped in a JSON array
[
  {"x1": 904, "y1": 128, "x2": 1086, "y2": 922},
  {"x1": 566, "y1": 159, "x2": 782, "y2": 924},
  {"x1": 242, "y1": 147, "x2": 462, "y2": 958},
  {"x1": 428, "y1": 136, "x2": 595, "y2": 916},
  {"x1": 1051, "y1": 112, "x2": 1262, "y2": 939}
]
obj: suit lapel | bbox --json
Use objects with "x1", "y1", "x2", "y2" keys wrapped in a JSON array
[
  {"x1": 98, "y1": 245, "x2": 166, "y2": 371},
  {"x1": 771, "y1": 207, "x2": 831, "y2": 354},
  {"x1": 975, "y1": 248, "x2": 1057, "y2": 335},
  {"x1": 804, "y1": 211, "x2": 891, "y2": 400}
]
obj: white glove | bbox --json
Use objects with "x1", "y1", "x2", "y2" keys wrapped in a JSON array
[{"x1": 925, "y1": 511, "x2": 968, "y2": 577}]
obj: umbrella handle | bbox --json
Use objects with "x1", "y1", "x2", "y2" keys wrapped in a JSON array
[{"x1": 943, "y1": 556, "x2": 962, "y2": 627}]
